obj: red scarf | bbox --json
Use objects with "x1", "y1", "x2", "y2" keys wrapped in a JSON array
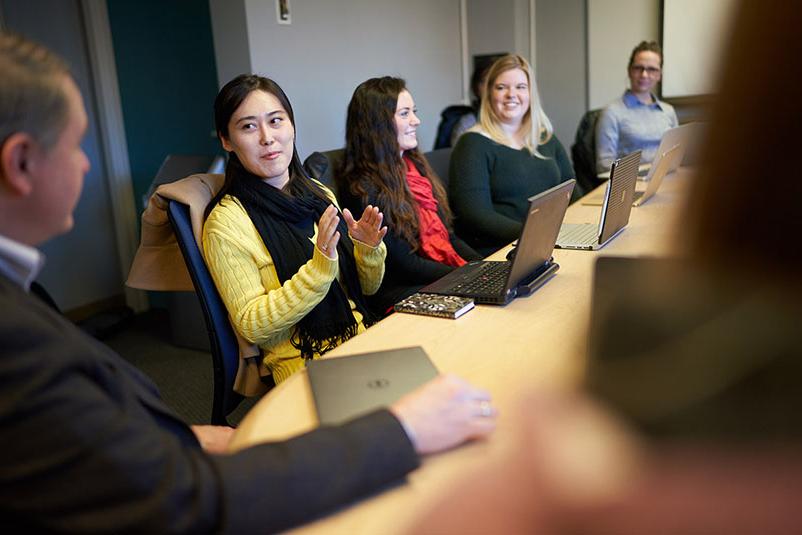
[{"x1": 404, "y1": 157, "x2": 466, "y2": 267}]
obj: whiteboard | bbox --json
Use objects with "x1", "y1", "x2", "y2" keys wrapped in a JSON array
[{"x1": 661, "y1": 0, "x2": 737, "y2": 97}]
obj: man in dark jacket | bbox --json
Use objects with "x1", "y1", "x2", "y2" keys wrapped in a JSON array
[{"x1": 0, "y1": 32, "x2": 496, "y2": 533}]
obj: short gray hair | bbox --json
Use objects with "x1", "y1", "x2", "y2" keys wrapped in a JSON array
[{"x1": 0, "y1": 32, "x2": 71, "y2": 149}]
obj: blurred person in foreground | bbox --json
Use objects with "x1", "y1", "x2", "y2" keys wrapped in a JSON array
[
  {"x1": 0, "y1": 32, "x2": 496, "y2": 533},
  {"x1": 408, "y1": 1, "x2": 802, "y2": 532}
]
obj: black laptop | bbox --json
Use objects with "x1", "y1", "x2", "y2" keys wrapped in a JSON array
[
  {"x1": 307, "y1": 347, "x2": 438, "y2": 425},
  {"x1": 420, "y1": 179, "x2": 575, "y2": 305}
]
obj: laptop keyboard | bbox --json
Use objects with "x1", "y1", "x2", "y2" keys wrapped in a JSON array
[
  {"x1": 451, "y1": 261, "x2": 511, "y2": 295},
  {"x1": 558, "y1": 223, "x2": 598, "y2": 246}
]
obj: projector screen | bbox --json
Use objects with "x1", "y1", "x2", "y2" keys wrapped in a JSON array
[{"x1": 661, "y1": 0, "x2": 737, "y2": 98}]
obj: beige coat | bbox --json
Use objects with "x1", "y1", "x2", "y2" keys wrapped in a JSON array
[{"x1": 126, "y1": 173, "x2": 269, "y2": 396}]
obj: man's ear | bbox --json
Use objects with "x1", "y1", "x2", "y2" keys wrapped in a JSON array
[{"x1": 0, "y1": 133, "x2": 35, "y2": 197}]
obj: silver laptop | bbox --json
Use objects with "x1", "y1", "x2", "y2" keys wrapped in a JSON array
[
  {"x1": 631, "y1": 143, "x2": 681, "y2": 206},
  {"x1": 596, "y1": 122, "x2": 694, "y2": 181},
  {"x1": 584, "y1": 143, "x2": 680, "y2": 207},
  {"x1": 556, "y1": 151, "x2": 640, "y2": 251},
  {"x1": 307, "y1": 347, "x2": 438, "y2": 425}
]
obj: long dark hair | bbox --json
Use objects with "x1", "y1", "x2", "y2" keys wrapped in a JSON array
[
  {"x1": 337, "y1": 76, "x2": 453, "y2": 250},
  {"x1": 205, "y1": 74, "x2": 328, "y2": 220}
]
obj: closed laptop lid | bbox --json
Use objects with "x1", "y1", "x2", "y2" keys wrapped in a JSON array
[
  {"x1": 307, "y1": 346, "x2": 438, "y2": 425},
  {"x1": 507, "y1": 179, "x2": 575, "y2": 288}
]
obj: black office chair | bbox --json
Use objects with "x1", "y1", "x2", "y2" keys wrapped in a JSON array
[
  {"x1": 433, "y1": 104, "x2": 474, "y2": 149},
  {"x1": 303, "y1": 148, "x2": 344, "y2": 195},
  {"x1": 423, "y1": 147, "x2": 452, "y2": 188},
  {"x1": 570, "y1": 108, "x2": 604, "y2": 198},
  {"x1": 167, "y1": 200, "x2": 273, "y2": 425}
]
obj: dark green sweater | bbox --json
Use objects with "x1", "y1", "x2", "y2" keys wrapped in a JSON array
[{"x1": 449, "y1": 132, "x2": 574, "y2": 253}]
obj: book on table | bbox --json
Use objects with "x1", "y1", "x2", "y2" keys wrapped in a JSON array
[{"x1": 394, "y1": 292, "x2": 475, "y2": 319}]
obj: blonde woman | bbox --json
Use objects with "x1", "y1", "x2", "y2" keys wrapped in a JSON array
[{"x1": 449, "y1": 54, "x2": 574, "y2": 255}]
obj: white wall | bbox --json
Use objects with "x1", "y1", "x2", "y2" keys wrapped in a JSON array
[
  {"x1": 535, "y1": 0, "x2": 586, "y2": 151},
  {"x1": 662, "y1": 0, "x2": 737, "y2": 97},
  {"x1": 587, "y1": 0, "x2": 659, "y2": 110},
  {"x1": 467, "y1": 0, "x2": 518, "y2": 60},
  {"x1": 232, "y1": 0, "x2": 463, "y2": 156}
]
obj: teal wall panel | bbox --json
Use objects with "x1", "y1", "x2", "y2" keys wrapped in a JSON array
[{"x1": 107, "y1": 0, "x2": 221, "y2": 212}]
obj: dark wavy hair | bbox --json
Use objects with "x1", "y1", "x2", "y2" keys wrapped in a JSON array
[
  {"x1": 205, "y1": 74, "x2": 328, "y2": 220},
  {"x1": 337, "y1": 76, "x2": 453, "y2": 250}
]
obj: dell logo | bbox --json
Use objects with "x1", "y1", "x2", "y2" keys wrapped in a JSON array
[{"x1": 367, "y1": 378, "x2": 390, "y2": 389}]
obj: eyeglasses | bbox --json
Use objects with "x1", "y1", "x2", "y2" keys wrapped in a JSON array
[{"x1": 630, "y1": 65, "x2": 661, "y2": 75}]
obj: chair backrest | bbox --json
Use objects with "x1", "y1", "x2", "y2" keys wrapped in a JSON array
[
  {"x1": 303, "y1": 148, "x2": 344, "y2": 194},
  {"x1": 423, "y1": 147, "x2": 452, "y2": 188},
  {"x1": 433, "y1": 104, "x2": 474, "y2": 150},
  {"x1": 166, "y1": 200, "x2": 246, "y2": 425},
  {"x1": 570, "y1": 108, "x2": 603, "y2": 197}
]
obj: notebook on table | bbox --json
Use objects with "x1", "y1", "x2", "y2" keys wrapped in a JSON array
[
  {"x1": 394, "y1": 293, "x2": 475, "y2": 319},
  {"x1": 420, "y1": 179, "x2": 575, "y2": 306},
  {"x1": 556, "y1": 151, "x2": 640, "y2": 251},
  {"x1": 307, "y1": 346, "x2": 438, "y2": 425},
  {"x1": 583, "y1": 143, "x2": 680, "y2": 207}
]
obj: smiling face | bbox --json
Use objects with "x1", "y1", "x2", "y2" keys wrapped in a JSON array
[
  {"x1": 490, "y1": 67, "x2": 530, "y2": 128},
  {"x1": 220, "y1": 89, "x2": 295, "y2": 188},
  {"x1": 394, "y1": 89, "x2": 420, "y2": 153},
  {"x1": 628, "y1": 51, "x2": 662, "y2": 96}
]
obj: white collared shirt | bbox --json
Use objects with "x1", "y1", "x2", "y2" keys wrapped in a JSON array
[{"x1": 0, "y1": 233, "x2": 45, "y2": 291}]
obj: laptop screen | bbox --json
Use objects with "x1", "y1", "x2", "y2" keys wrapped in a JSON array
[
  {"x1": 598, "y1": 151, "x2": 640, "y2": 244},
  {"x1": 507, "y1": 180, "x2": 575, "y2": 288}
]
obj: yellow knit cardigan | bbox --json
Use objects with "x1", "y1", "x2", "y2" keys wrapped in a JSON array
[{"x1": 202, "y1": 192, "x2": 386, "y2": 383}]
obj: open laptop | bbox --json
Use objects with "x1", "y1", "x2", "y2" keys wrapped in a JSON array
[
  {"x1": 583, "y1": 143, "x2": 680, "y2": 207},
  {"x1": 596, "y1": 122, "x2": 694, "y2": 181},
  {"x1": 420, "y1": 180, "x2": 575, "y2": 305},
  {"x1": 556, "y1": 151, "x2": 640, "y2": 251},
  {"x1": 307, "y1": 346, "x2": 438, "y2": 425}
]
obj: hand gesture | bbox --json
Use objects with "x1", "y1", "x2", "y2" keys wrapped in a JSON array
[
  {"x1": 316, "y1": 204, "x2": 341, "y2": 259},
  {"x1": 342, "y1": 205, "x2": 388, "y2": 248},
  {"x1": 389, "y1": 374, "x2": 497, "y2": 455}
]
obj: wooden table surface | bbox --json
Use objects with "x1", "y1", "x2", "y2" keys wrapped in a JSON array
[{"x1": 229, "y1": 170, "x2": 692, "y2": 534}]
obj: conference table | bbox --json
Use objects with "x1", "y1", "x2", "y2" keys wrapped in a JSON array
[{"x1": 229, "y1": 169, "x2": 693, "y2": 533}]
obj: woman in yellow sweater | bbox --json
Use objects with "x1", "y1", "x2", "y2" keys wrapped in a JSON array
[{"x1": 202, "y1": 75, "x2": 388, "y2": 383}]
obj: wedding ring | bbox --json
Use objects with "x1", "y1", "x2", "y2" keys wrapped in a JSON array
[
  {"x1": 321, "y1": 244, "x2": 327, "y2": 251},
  {"x1": 478, "y1": 400, "x2": 493, "y2": 418}
]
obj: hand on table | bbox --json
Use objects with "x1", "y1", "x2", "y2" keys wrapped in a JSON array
[{"x1": 389, "y1": 374, "x2": 497, "y2": 455}]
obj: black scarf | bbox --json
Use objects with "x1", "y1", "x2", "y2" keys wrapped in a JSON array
[{"x1": 226, "y1": 155, "x2": 377, "y2": 358}]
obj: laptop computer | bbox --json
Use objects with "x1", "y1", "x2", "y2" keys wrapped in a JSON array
[
  {"x1": 420, "y1": 179, "x2": 575, "y2": 305},
  {"x1": 583, "y1": 143, "x2": 680, "y2": 207},
  {"x1": 556, "y1": 151, "x2": 640, "y2": 251},
  {"x1": 596, "y1": 122, "x2": 694, "y2": 181},
  {"x1": 307, "y1": 346, "x2": 438, "y2": 425}
]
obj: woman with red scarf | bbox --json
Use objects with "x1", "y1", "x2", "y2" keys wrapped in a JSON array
[{"x1": 337, "y1": 77, "x2": 481, "y2": 315}]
